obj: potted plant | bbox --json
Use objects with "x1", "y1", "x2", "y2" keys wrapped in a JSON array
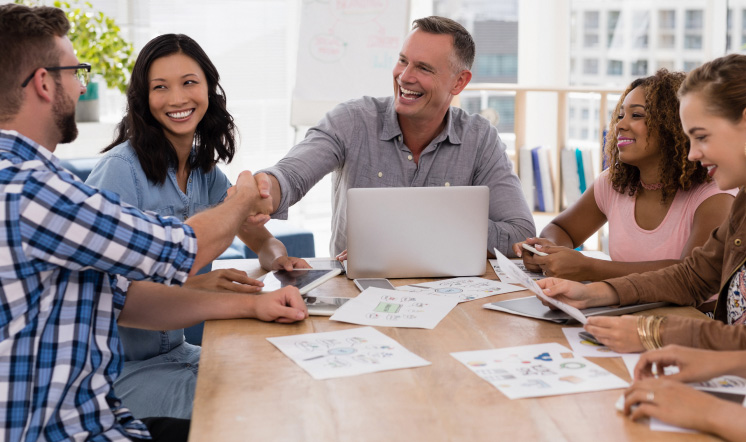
[{"x1": 16, "y1": 0, "x2": 136, "y2": 121}]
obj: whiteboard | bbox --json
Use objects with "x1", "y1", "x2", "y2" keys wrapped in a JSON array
[{"x1": 291, "y1": 0, "x2": 410, "y2": 127}]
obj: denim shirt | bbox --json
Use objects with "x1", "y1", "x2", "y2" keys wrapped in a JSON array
[{"x1": 86, "y1": 140, "x2": 231, "y2": 361}]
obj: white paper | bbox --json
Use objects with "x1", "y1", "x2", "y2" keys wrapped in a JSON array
[
  {"x1": 451, "y1": 342, "x2": 628, "y2": 399},
  {"x1": 621, "y1": 354, "x2": 640, "y2": 378},
  {"x1": 561, "y1": 327, "x2": 622, "y2": 357},
  {"x1": 492, "y1": 248, "x2": 587, "y2": 324},
  {"x1": 490, "y1": 258, "x2": 546, "y2": 284},
  {"x1": 267, "y1": 327, "x2": 430, "y2": 380},
  {"x1": 400, "y1": 277, "x2": 524, "y2": 303},
  {"x1": 329, "y1": 287, "x2": 459, "y2": 329}
]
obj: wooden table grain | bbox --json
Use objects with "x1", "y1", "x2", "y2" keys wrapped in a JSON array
[{"x1": 189, "y1": 260, "x2": 718, "y2": 442}]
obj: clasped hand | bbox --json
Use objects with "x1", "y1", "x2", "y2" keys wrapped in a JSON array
[
  {"x1": 227, "y1": 170, "x2": 273, "y2": 226},
  {"x1": 512, "y1": 238, "x2": 590, "y2": 280}
]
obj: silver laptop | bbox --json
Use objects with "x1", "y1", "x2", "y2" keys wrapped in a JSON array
[{"x1": 345, "y1": 186, "x2": 489, "y2": 279}]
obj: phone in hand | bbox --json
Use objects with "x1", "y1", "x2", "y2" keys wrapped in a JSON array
[
  {"x1": 522, "y1": 243, "x2": 548, "y2": 256},
  {"x1": 354, "y1": 278, "x2": 395, "y2": 292}
]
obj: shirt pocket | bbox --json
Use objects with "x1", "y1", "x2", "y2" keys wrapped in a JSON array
[{"x1": 153, "y1": 206, "x2": 175, "y2": 217}]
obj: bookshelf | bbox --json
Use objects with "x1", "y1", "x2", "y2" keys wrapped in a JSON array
[{"x1": 461, "y1": 83, "x2": 623, "y2": 214}]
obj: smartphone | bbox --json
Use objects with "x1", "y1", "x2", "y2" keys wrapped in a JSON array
[
  {"x1": 522, "y1": 243, "x2": 548, "y2": 257},
  {"x1": 354, "y1": 278, "x2": 395, "y2": 292}
]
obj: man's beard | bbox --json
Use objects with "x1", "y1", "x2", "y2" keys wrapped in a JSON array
[{"x1": 52, "y1": 79, "x2": 78, "y2": 144}]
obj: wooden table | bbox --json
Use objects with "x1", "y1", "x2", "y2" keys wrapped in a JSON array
[{"x1": 190, "y1": 260, "x2": 717, "y2": 442}]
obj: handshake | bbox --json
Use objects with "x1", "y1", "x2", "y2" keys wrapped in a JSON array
[{"x1": 226, "y1": 171, "x2": 277, "y2": 227}]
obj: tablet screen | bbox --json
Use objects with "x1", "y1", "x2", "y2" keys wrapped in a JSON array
[{"x1": 260, "y1": 268, "x2": 341, "y2": 295}]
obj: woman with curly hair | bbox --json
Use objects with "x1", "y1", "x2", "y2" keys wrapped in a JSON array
[
  {"x1": 538, "y1": 54, "x2": 746, "y2": 355},
  {"x1": 85, "y1": 34, "x2": 309, "y2": 420},
  {"x1": 512, "y1": 69, "x2": 736, "y2": 282}
]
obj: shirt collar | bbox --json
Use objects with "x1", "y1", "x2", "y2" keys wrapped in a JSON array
[
  {"x1": 0, "y1": 129, "x2": 61, "y2": 167},
  {"x1": 379, "y1": 100, "x2": 463, "y2": 146}
]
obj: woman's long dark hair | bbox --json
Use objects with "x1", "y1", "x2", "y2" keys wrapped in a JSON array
[{"x1": 104, "y1": 34, "x2": 236, "y2": 184}]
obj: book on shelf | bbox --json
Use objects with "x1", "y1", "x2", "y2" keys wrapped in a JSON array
[
  {"x1": 530, "y1": 146, "x2": 554, "y2": 212},
  {"x1": 561, "y1": 148, "x2": 582, "y2": 207},
  {"x1": 519, "y1": 146, "x2": 535, "y2": 211},
  {"x1": 561, "y1": 147, "x2": 600, "y2": 208},
  {"x1": 531, "y1": 147, "x2": 544, "y2": 211}
]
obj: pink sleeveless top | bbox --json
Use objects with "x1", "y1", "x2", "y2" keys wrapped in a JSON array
[{"x1": 594, "y1": 169, "x2": 737, "y2": 261}]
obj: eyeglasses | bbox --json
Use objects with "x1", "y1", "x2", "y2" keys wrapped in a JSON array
[{"x1": 21, "y1": 63, "x2": 92, "y2": 88}]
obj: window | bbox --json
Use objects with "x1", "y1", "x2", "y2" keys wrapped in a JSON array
[
  {"x1": 607, "y1": 60, "x2": 622, "y2": 75},
  {"x1": 487, "y1": 96, "x2": 516, "y2": 133},
  {"x1": 683, "y1": 61, "x2": 700, "y2": 72},
  {"x1": 657, "y1": 60, "x2": 675, "y2": 71},
  {"x1": 607, "y1": 10, "x2": 621, "y2": 48},
  {"x1": 658, "y1": 34, "x2": 675, "y2": 49},
  {"x1": 684, "y1": 35, "x2": 702, "y2": 50},
  {"x1": 475, "y1": 54, "x2": 518, "y2": 78},
  {"x1": 583, "y1": 59, "x2": 599, "y2": 74},
  {"x1": 659, "y1": 10, "x2": 675, "y2": 29},
  {"x1": 584, "y1": 33, "x2": 600, "y2": 47},
  {"x1": 584, "y1": 11, "x2": 599, "y2": 29},
  {"x1": 632, "y1": 10, "x2": 649, "y2": 49},
  {"x1": 631, "y1": 60, "x2": 648, "y2": 76},
  {"x1": 685, "y1": 10, "x2": 703, "y2": 29}
]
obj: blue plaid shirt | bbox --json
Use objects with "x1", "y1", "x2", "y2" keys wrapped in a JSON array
[{"x1": 0, "y1": 130, "x2": 197, "y2": 441}]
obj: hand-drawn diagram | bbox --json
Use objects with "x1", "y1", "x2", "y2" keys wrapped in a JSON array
[
  {"x1": 490, "y1": 259, "x2": 546, "y2": 284},
  {"x1": 451, "y1": 343, "x2": 628, "y2": 399},
  {"x1": 267, "y1": 327, "x2": 430, "y2": 380},
  {"x1": 330, "y1": 287, "x2": 458, "y2": 329},
  {"x1": 401, "y1": 277, "x2": 524, "y2": 303}
]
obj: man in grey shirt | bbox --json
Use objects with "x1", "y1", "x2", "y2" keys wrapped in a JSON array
[{"x1": 257, "y1": 16, "x2": 535, "y2": 257}]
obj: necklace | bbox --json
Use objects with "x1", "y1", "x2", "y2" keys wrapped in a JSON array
[{"x1": 640, "y1": 180, "x2": 663, "y2": 191}]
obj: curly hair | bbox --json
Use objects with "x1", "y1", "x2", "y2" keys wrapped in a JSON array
[
  {"x1": 605, "y1": 69, "x2": 709, "y2": 202},
  {"x1": 104, "y1": 34, "x2": 236, "y2": 184}
]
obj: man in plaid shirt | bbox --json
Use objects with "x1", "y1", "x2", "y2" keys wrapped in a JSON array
[{"x1": 0, "y1": 4, "x2": 307, "y2": 441}]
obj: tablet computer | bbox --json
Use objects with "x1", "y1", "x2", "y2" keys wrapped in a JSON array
[
  {"x1": 304, "y1": 296, "x2": 350, "y2": 316},
  {"x1": 260, "y1": 268, "x2": 341, "y2": 295},
  {"x1": 483, "y1": 296, "x2": 668, "y2": 324}
]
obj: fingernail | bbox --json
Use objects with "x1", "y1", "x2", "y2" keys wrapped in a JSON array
[{"x1": 297, "y1": 311, "x2": 305, "y2": 320}]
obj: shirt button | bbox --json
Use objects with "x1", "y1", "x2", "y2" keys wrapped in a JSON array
[
  {"x1": 445, "y1": 182, "x2": 451, "y2": 187},
  {"x1": 188, "y1": 179, "x2": 192, "y2": 183},
  {"x1": 398, "y1": 135, "x2": 402, "y2": 142},
  {"x1": 407, "y1": 155, "x2": 413, "y2": 161},
  {"x1": 378, "y1": 172, "x2": 383, "y2": 178},
  {"x1": 736, "y1": 239, "x2": 743, "y2": 246}
]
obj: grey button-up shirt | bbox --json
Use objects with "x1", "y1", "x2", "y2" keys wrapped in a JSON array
[{"x1": 261, "y1": 96, "x2": 535, "y2": 256}]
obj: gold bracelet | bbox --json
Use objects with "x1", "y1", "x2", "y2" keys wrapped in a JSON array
[
  {"x1": 653, "y1": 316, "x2": 666, "y2": 349},
  {"x1": 642, "y1": 315, "x2": 658, "y2": 351},
  {"x1": 638, "y1": 315, "x2": 655, "y2": 351}
]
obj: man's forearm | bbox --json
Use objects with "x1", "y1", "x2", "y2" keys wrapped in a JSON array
[{"x1": 118, "y1": 281, "x2": 254, "y2": 330}]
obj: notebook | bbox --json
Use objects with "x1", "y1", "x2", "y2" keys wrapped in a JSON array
[{"x1": 345, "y1": 186, "x2": 489, "y2": 279}]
